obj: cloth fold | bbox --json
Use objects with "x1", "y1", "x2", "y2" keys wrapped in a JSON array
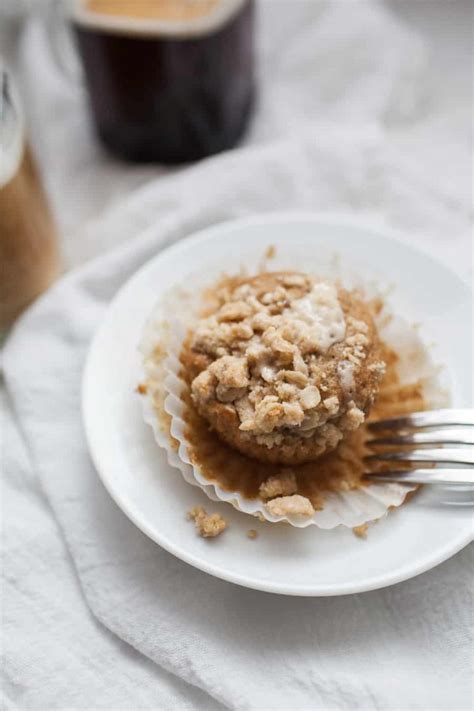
[{"x1": 2, "y1": 1, "x2": 472, "y2": 709}]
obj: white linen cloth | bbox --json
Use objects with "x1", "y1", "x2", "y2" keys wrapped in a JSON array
[{"x1": 2, "y1": 2, "x2": 472, "y2": 709}]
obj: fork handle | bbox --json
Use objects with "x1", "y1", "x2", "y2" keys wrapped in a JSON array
[{"x1": 365, "y1": 468, "x2": 474, "y2": 486}]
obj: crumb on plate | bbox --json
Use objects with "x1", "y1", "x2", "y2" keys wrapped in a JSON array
[
  {"x1": 247, "y1": 529, "x2": 258, "y2": 539},
  {"x1": 265, "y1": 494, "x2": 314, "y2": 517},
  {"x1": 353, "y1": 523, "x2": 369, "y2": 539},
  {"x1": 187, "y1": 505, "x2": 227, "y2": 538},
  {"x1": 136, "y1": 383, "x2": 147, "y2": 394}
]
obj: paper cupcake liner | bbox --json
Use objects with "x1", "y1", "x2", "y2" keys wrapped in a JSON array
[{"x1": 139, "y1": 279, "x2": 447, "y2": 529}]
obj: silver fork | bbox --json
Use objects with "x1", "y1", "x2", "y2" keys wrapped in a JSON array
[{"x1": 364, "y1": 409, "x2": 474, "y2": 486}]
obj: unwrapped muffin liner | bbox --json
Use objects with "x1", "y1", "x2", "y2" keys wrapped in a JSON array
[{"x1": 139, "y1": 274, "x2": 447, "y2": 529}]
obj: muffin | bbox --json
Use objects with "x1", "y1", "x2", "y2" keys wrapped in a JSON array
[{"x1": 180, "y1": 272, "x2": 386, "y2": 464}]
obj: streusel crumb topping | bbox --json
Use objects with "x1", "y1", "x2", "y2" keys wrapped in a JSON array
[
  {"x1": 259, "y1": 470, "x2": 297, "y2": 499},
  {"x1": 183, "y1": 272, "x2": 385, "y2": 464}
]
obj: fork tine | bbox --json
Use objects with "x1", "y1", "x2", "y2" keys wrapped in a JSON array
[
  {"x1": 367, "y1": 409, "x2": 474, "y2": 432},
  {"x1": 365, "y1": 468, "x2": 474, "y2": 485},
  {"x1": 367, "y1": 427, "x2": 474, "y2": 447},
  {"x1": 365, "y1": 448, "x2": 474, "y2": 466}
]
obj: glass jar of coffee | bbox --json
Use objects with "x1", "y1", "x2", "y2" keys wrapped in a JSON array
[
  {"x1": 0, "y1": 68, "x2": 61, "y2": 331},
  {"x1": 52, "y1": 0, "x2": 255, "y2": 163}
]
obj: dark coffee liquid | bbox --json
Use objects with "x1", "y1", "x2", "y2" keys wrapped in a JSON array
[{"x1": 73, "y1": 1, "x2": 255, "y2": 163}]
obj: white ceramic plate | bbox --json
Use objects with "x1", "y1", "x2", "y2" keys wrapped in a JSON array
[{"x1": 82, "y1": 213, "x2": 473, "y2": 596}]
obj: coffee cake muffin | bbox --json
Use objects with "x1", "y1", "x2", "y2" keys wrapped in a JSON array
[{"x1": 181, "y1": 272, "x2": 386, "y2": 464}]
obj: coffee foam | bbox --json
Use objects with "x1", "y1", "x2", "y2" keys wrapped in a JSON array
[
  {"x1": 0, "y1": 69, "x2": 24, "y2": 189},
  {"x1": 73, "y1": 0, "x2": 248, "y2": 38}
]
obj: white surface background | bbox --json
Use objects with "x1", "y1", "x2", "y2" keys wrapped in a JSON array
[{"x1": 1, "y1": 2, "x2": 473, "y2": 710}]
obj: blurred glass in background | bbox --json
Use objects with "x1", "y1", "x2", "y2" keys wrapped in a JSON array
[
  {"x1": 50, "y1": 0, "x2": 256, "y2": 162},
  {"x1": 0, "y1": 65, "x2": 60, "y2": 330}
]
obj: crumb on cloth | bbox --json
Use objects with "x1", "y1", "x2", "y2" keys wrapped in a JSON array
[
  {"x1": 352, "y1": 523, "x2": 369, "y2": 539},
  {"x1": 136, "y1": 383, "x2": 147, "y2": 394},
  {"x1": 187, "y1": 506, "x2": 228, "y2": 538}
]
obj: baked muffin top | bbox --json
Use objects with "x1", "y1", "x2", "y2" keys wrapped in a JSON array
[{"x1": 181, "y1": 272, "x2": 386, "y2": 464}]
